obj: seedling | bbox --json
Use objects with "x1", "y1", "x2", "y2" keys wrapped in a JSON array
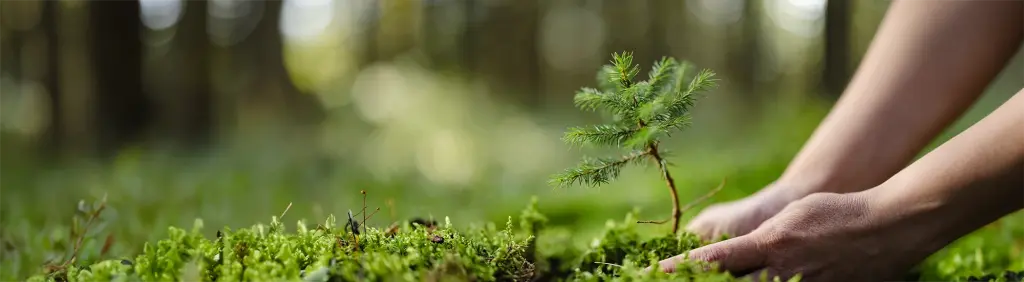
[
  {"x1": 43, "y1": 195, "x2": 114, "y2": 280},
  {"x1": 550, "y1": 51, "x2": 720, "y2": 234}
]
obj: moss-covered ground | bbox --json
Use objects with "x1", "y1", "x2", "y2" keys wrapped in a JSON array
[{"x1": 20, "y1": 196, "x2": 1024, "y2": 282}]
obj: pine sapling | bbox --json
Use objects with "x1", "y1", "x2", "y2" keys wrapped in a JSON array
[{"x1": 550, "y1": 51, "x2": 721, "y2": 234}]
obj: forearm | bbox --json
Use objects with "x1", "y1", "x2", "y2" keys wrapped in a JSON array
[
  {"x1": 778, "y1": 0, "x2": 1023, "y2": 197},
  {"x1": 869, "y1": 90, "x2": 1024, "y2": 258}
]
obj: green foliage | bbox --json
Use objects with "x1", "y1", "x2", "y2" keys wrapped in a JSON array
[
  {"x1": 552, "y1": 52, "x2": 717, "y2": 189},
  {"x1": 29, "y1": 213, "x2": 534, "y2": 282},
  {"x1": 549, "y1": 152, "x2": 651, "y2": 188},
  {"x1": 915, "y1": 215, "x2": 1024, "y2": 282},
  {"x1": 24, "y1": 199, "x2": 794, "y2": 282},
  {"x1": 18, "y1": 197, "x2": 1024, "y2": 282}
]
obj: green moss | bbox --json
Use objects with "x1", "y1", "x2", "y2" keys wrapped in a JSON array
[
  {"x1": 24, "y1": 201, "x2": 1024, "y2": 282},
  {"x1": 25, "y1": 198, "x2": 765, "y2": 282}
]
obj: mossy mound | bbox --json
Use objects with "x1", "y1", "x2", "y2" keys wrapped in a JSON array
[
  {"x1": 26, "y1": 199, "x2": 1023, "y2": 282},
  {"x1": 26, "y1": 199, "x2": 746, "y2": 282}
]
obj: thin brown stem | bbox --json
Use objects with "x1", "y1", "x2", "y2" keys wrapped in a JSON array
[
  {"x1": 594, "y1": 262, "x2": 625, "y2": 268},
  {"x1": 360, "y1": 190, "x2": 367, "y2": 232},
  {"x1": 648, "y1": 142, "x2": 682, "y2": 234},
  {"x1": 637, "y1": 179, "x2": 726, "y2": 228},
  {"x1": 637, "y1": 219, "x2": 668, "y2": 224},
  {"x1": 679, "y1": 179, "x2": 726, "y2": 214},
  {"x1": 364, "y1": 207, "x2": 381, "y2": 222},
  {"x1": 62, "y1": 203, "x2": 105, "y2": 268},
  {"x1": 351, "y1": 233, "x2": 360, "y2": 254}
]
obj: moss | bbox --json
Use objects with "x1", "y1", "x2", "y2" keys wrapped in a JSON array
[{"x1": 25, "y1": 200, "x2": 1023, "y2": 282}]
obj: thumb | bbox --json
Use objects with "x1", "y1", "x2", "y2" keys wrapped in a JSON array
[{"x1": 656, "y1": 233, "x2": 767, "y2": 275}]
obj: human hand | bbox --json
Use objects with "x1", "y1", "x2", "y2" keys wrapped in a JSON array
[
  {"x1": 684, "y1": 182, "x2": 801, "y2": 240},
  {"x1": 659, "y1": 192, "x2": 936, "y2": 282}
]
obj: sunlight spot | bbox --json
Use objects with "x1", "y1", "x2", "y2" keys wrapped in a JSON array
[
  {"x1": 687, "y1": 0, "x2": 744, "y2": 26},
  {"x1": 416, "y1": 130, "x2": 476, "y2": 186},
  {"x1": 766, "y1": 0, "x2": 825, "y2": 37},
  {"x1": 350, "y1": 64, "x2": 416, "y2": 125},
  {"x1": 208, "y1": 0, "x2": 263, "y2": 47},
  {"x1": 0, "y1": 79, "x2": 49, "y2": 137},
  {"x1": 140, "y1": 0, "x2": 183, "y2": 30},
  {"x1": 281, "y1": 0, "x2": 335, "y2": 42}
]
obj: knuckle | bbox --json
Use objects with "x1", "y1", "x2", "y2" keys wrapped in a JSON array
[
  {"x1": 757, "y1": 225, "x2": 797, "y2": 249},
  {"x1": 687, "y1": 245, "x2": 717, "y2": 261}
]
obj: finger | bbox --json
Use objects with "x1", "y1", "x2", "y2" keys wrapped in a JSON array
[
  {"x1": 658, "y1": 233, "x2": 767, "y2": 275},
  {"x1": 684, "y1": 217, "x2": 719, "y2": 241},
  {"x1": 684, "y1": 221, "x2": 712, "y2": 241}
]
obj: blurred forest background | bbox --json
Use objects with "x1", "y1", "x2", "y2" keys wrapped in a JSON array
[{"x1": 1, "y1": 0, "x2": 1022, "y2": 279}]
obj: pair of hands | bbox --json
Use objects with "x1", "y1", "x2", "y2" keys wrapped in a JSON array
[
  {"x1": 652, "y1": 184, "x2": 925, "y2": 281},
  {"x1": 648, "y1": 1, "x2": 1024, "y2": 278}
]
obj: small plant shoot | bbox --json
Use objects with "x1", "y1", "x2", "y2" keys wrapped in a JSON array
[{"x1": 551, "y1": 51, "x2": 720, "y2": 234}]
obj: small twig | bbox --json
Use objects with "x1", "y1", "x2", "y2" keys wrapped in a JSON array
[
  {"x1": 62, "y1": 199, "x2": 106, "y2": 268},
  {"x1": 364, "y1": 207, "x2": 381, "y2": 222},
  {"x1": 678, "y1": 178, "x2": 726, "y2": 214},
  {"x1": 100, "y1": 234, "x2": 114, "y2": 256},
  {"x1": 594, "y1": 262, "x2": 624, "y2": 268},
  {"x1": 280, "y1": 202, "x2": 293, "y2": 219},
  {"x1": 360, "y1": 191, "x2": 368, "y2": 232},
  {"x1": 351, "y1": 233, "x2": 360, "y2": 255},
  {"x1": 637, "y1": 178, "x2": 726, "y2": 225},
  {"x1": 593, "y1": 262, "x2": 622, "y2": 270},
  {"x1": 647, "y1": 142, "x2": 683, "y2": 233},
  {"x1": 637, "y1": 219, "x2": 668, "y2": 224}
]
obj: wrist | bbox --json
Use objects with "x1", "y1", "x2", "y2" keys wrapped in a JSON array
[
  {"x1": 748, "y1": 181, "x2": 812, "y2": 216},
  {"x1": 860, "y1": 182, "x2": 973, "y2": 262},
  {"x1": 775, "y1": 168, "x2": 852, "y2": 198},
  {"x1": 768, "y1": 171, "x2": 851, "y2": 204}
]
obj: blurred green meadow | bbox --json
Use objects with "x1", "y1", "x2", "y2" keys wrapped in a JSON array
[{"x1": 2, "y1": 1, "x2": 1023, "y2": 280}]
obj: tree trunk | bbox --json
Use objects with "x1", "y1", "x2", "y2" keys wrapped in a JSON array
[
  {"x1": 158, "y1": 0, "x2": 213, "y2": 147},
  {"x1": 41, "y1": 0, "x2": 63, "y2": 155},
  {"x1": 822, "y1": 0, "x2": 851, "y2": 99},
  {"x1": 649, "y1": 0, "x2": 672, "y2": 58},
  {"x1": 465, "y1": 1, "x2": 541, "y2": 106},
  {"x1": 233, "y1": 0, "x2": 323, "y2": 126},
  {"x1": 729, "y1": 0, "x2": 759, "y2": 98},
  {"x1": 89, "y1": 0, "x2": 152, "y2": 155}
]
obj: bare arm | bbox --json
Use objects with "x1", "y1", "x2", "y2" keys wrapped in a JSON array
[
  {"x1": 657, "y1": 90, "x2": 1024, "y2": 280},
  {"x1": 869, "y1": 88, "x2": 1024, "y2": 258},
  {"x1": 778, "y1": 0, "x2": 1023, "y2": 198},
  {"x1": 685, "y1": 0, "x2": 1023, "y2": 240}
]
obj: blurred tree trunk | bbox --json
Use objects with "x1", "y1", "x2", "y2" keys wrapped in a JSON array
[
  {"x1": 461, "y1": 0, "x2": 474, "y2": 71},
  {"x1": 0, "y1": 1, "x2": 30, "y2": 86},
  {"x1": 160, "y1": 0, "x2": 213, "y2": 147},
  {"x1": 89, "y1": 0, "x2": 153, "y2": 155},
  {"x1": 823, "y1": 0, "x2": 851, "y2": 98},
  {"x1": 730, "y1": 0, "x2": 760, "y2": 98},
  {"x1": 422, "y1": 1, "x2": 467, "y2": 71},
  {"x1": 603, "y1": 1, "x2": 654, "y2": 76},
  {"x1": 465, "y1": 1, "x2": 540, "y2": 106},
  {"x1": 361, "y1": 1, "x2": 380, "y2": 66},
  {"x1": 41, "y1": 0, "x2": 63, "y2": 155},
  {"x1": 649, "y1": 0, "x2": 672, "y2": 58},
  {"x1": 374, "y1": 0, "x2": 422, "y2": 62},
  {"x1": 234, "y1": 0, "x2": 323, "y2": 126},
  {"x1": 0, "y1": 30, "x2": 22, "y2": 91}
]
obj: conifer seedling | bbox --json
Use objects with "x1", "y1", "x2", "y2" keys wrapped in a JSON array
[{"x1": 551, "y1": 51, "x2": 719, "y2": 234}]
